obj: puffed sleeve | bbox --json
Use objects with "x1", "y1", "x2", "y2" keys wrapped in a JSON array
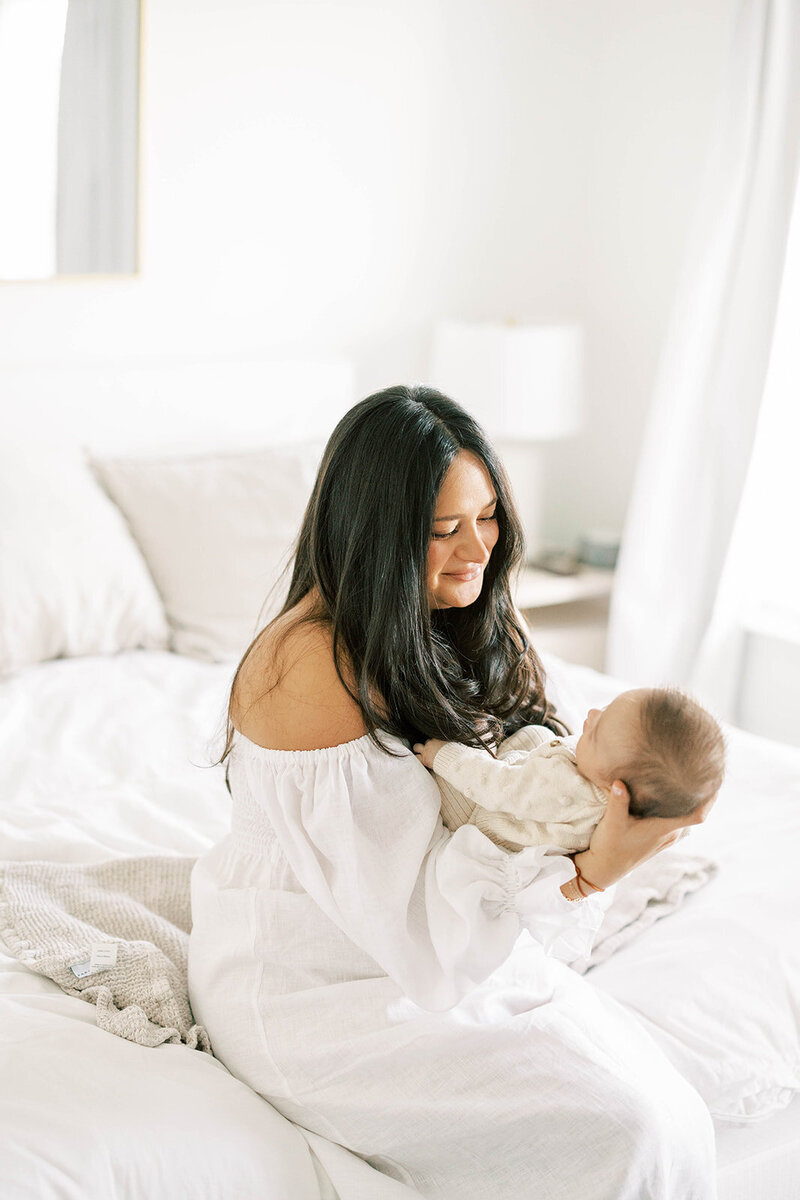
[{"x1": 237, "y1": 733, "x2": 609, "y2": 1011}]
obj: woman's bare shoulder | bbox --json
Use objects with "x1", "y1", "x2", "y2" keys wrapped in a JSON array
[{"x1": 231, "y1": 609, "x2": 366, "y2": 752}]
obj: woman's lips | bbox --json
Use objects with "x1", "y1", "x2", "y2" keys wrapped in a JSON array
[{"x1": 445, "y1": 567, "x2": 483, "y2": 582}]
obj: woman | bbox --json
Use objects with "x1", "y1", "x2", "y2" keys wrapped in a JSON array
[{"x1": 188, "y1": 386, "x2": 715, "y2": 1198}]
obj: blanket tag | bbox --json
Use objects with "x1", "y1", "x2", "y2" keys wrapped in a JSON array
[
  {"x1": 69, "y1": 945, "x2": 118, "y2": 978},
  {"x1": 90, "y1": 943, "x2": 118, "y2": 971}
]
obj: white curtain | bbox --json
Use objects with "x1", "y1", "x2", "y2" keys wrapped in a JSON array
[
  {"x1": 691, "y1": 166, "x2": 800, "y2": 720},
  {"x1": 606, "y1": 0, "x2": 800, "y2": 694}
]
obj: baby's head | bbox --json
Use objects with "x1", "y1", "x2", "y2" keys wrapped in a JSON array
[{"x1": 575, "y1": 687, "x2": 726, "y2": 819}]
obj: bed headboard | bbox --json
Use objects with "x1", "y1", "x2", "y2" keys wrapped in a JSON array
[{"x1": 1, "y1": 354, "x2": 355, "y2": 455}]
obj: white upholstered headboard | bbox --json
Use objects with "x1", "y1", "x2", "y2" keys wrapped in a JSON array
[{"x1": 1, "y1": 354, "x2": 355, "y2": 455}]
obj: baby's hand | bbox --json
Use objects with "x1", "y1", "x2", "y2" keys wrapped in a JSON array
[{"x1": 413, "y1": 738, "x2": 446, "y2": 770}]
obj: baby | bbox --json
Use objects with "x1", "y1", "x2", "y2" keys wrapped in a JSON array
[{"x1": 413, "y1": 687, "x2": 726, "y2": 854}]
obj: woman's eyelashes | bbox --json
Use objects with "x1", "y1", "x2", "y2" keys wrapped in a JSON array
[{"x1": 431, "y1": 514, "x2": 497, "y2": 540}]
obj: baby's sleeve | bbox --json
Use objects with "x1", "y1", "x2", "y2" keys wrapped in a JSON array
[{"x1": 432, "y1": 740, "x2": 591, "y2": 826}]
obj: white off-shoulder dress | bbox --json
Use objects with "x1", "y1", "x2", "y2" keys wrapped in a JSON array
[{"x1": 188, "y1": 731, "x2": 716, "y2": 1200}]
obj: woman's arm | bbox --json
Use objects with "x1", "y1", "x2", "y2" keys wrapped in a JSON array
[{"x1": 256, "y1": 741, "x2": 603, "y2": 1011}]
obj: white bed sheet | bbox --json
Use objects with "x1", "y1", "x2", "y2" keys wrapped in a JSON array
[
  {"x1": 1, "y1": 650, "x2": 798, "y2": 1199},
  {"x1": 0, "y1": 651, "x2": 233, "y2": 863}
]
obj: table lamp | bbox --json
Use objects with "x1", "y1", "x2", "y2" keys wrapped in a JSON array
[{"x1": 430, "y1": 319, "x2": 584, "y2": 560}]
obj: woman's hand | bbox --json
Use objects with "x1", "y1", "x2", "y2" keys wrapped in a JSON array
[
  {"x1": 573, "y1": 781, "x2": 716, "y2": 891},
  {"x1": 413, "y1": 738, "x2": 446, "y2": 770}
]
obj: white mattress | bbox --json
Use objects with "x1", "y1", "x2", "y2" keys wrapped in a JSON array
[{"x1": 1, "y1": 649, "x2": 798, "y2": 1199}]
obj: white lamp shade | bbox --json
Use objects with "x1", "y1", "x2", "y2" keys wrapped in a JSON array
[{"x1": 430, "y1": 320, "x2": 583, "y2": 441}]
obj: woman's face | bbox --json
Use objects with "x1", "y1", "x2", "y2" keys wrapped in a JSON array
[{"x1": 427, "y1": 450, "x2": 500, "y2": 610}]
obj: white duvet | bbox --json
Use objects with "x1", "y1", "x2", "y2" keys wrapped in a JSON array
[{"x1": 1, "y1": 649, "x2": 799, "y2": 1200}]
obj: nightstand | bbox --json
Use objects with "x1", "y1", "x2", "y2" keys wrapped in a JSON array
[{"x1": 512, "y1": 565, "x2": 615, "y2": 670}]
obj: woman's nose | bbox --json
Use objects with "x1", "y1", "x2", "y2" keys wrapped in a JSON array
[{"x1": 455, "y1": 524, "x2": 489, "y2": 562}]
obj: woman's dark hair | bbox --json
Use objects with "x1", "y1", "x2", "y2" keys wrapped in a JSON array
[{"x1": 221, "y1": 384, "x2": 566, "y2": 759}]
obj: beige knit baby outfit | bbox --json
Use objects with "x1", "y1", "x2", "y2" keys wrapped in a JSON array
[{"x1": 434, "y1": 725, "x2": 608, "y2": 854}]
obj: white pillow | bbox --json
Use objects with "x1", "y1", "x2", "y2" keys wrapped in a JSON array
[
  {"x1": 0, "y1": 446, "x2": 169, "y2": 675},
  {"x1": 91, "y1": 445, "x2": 322, "y2": 662}
]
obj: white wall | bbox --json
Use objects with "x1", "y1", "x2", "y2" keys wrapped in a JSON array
[
  {"x1": 0, "y1": 0, "x2": 732, "y2": 548},
  {"x1": 543, "y1": 0, "x2": 732, "y2": 546}
]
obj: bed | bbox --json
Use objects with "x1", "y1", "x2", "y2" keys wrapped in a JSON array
[{"x1": 1, "y1": 356, "x2": 798, "y2": 1200}]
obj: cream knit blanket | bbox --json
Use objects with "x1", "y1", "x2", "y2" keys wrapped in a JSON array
[{"x1": 0, "y1": 855, "x2": 210, "y2": 1052}]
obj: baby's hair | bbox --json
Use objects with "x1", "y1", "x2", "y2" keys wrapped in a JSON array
[{"x1": 620, "y1": 688, "x2": 726, "y2": 820}]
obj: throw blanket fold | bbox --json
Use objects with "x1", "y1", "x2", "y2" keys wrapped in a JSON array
[
  {"x1": 0, "y1": 855, "x2": 210, "y2": 1052},
  {"x1": 0, "y1": 846, "x2": 717, "y2": 1049}
]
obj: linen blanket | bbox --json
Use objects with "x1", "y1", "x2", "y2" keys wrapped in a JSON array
[{"x1": 0, "y1": 846, "x2": 716, "y2": 1049}]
